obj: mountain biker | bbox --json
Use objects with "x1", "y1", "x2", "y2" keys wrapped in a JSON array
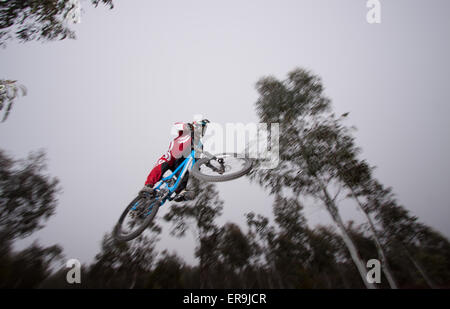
[{"x1": 139, "y1": 119, "x2": 210, "y2": 202}]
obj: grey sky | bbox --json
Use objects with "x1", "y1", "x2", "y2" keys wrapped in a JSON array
[{"x1": 1, "y1": 0, "x2": 449, "y2": 266}]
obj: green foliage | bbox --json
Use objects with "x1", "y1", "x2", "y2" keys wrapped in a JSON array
[
  {"x1": 3, "y1": 66, "x2": 450, "y2": 289},
  {"x1": 0, "y1": 149, "x2": 60, "y2": 243},
  {"x1": 164, "y1": 177, "x2": 224, "y2": 288},
  {"x1": 0, "y1": 0, "x2": 113, "y2": 47},
  {"x1": 0, "y1": 1, "x2": 113, "y2": 121},
  {"x1": 147, "y1": 250, "x2": 186, "y2": 289},
  {"x1": 249, "y1": 67, "x2": 450, "y2": 288},
  {"x1": 164, "y1": 177, "x2": 223, "y2": 238},
  {"x1": 0, "y1": 80, "x2": 26, "y2": 122},
  {"x1": 218, "y1": 223, "x2": 252, "y2": 271},
  {"x1": 0, "y1": 241, "x2": 63, "y2": 288},
  {"x1": 86, "y1": 231, "x2": 159, "y2": 288}
]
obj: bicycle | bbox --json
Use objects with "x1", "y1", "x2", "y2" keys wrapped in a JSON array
[{"x1": 113, "y1": 146, "x2": 252, "y2": 241}]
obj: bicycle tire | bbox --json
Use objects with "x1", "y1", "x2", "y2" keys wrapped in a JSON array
[
  {"x1": 191, "y1": 153, "x2": 252, "y2": 182},
  {"x1": 113, "y1": 195, "x2": 160, "y2": 241}
]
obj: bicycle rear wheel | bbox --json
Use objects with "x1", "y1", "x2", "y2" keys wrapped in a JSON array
[
  {"x1": 191, "y1": 153, "x2": 252, "y2": 182},
  {"x1": 113, "y1": 195, "x2": 160, "y2": 241}
]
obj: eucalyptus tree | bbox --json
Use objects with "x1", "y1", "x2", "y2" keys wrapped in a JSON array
[
  {"x1": 163, "y1": 177, "x2": 224, "y2": 288},
  {"x1": 305, "y1": 114, "x2": 399, "y2": 288},
  {"x1": 147, "y1": 250, "x2": 186, "y2": 288},
  {"x1": 88, "y1": 229, "x2": 159, "y2": 288},
  {"x1": 0, "y1": 149, "x2": 60, "y2": 245},
  {"x1": 0, "y1": 242, "x2": 63, "y2": 288},
  {"x1": 217, "y1": 222, "x2": 252, "y2": 288},
  {"x1": 307, "y1": 225, "x2": 354, "y2": 288},
  {"x1": 368, "y1": 184, "x2": 447, "y2": 288},
  {"x1": 0, "y1": 80, "x2": 26, "y2": 122},
  {"x1": 245, "y1": 212, "x2": 280, "y2": 288},
  {"x1": 245, "y1": 196, "x2": 315, "y2": 288},
  {"x1": 0, "y1": 0, "x2": 113, "y2": 47},
  {"x1": 311, "y1": 114, "x2": 450, "y2": 288},
  {"x1": 250, "y1": 68, "x2": 376, "y2": 288},
  {"x1": 0, "y1": 0, "x2": 114, "y2": 121},
  {"x1": 270, "y1": 195, "x2": 313, "y2": 288}
]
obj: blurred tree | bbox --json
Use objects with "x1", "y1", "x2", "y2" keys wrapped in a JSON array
[
  {"x1": 309, "y1": 115, "x2": 399, "y2": 288},
  {"x1": 0, "y1": 149, "x2": 64, "y2": 288},
  {"x1": 0, "y1": 0, "x2": 113, "y2": 47},
  {"x1": 0, "y1": 149, "x2": 60, "y2": 245},
  {"x1": 307, "y1": 225, "x2": 353, "y2": 288},
  {"x1": 0, "y1": 79, "x2": 26, "y2": 122},
  {"x1": 217, "y1": 222, "x2": 252, "y2": 288},
  {"x1": 413, "y1": 225, "x2": 450, "y2": 288},
  {"x1": 270, "y1": 195, "x2": 313, "y2": 288},
  {"x1": 245, "y1": 212, "x2": 280, "y2": 288},
  {"x1": 370, "y1": 186, "x2": 450, "y2": 288},
  {"x1": 0, "y1": 241, "x2": 63, "y2": 288},
  {"x1": 164, "y1": 177, "x2": 223, "y2": 288},
  {"x1": 147, "y1": 250, "x2": 185, "y2": 289},
  {"x1": 0, "y1": 0, "x2": 114, "y2": 121},
  {"x1": 87, "y1": 228, "x2": 159, "y2": 288},
  {"x1": 250, "y1": 68, "x2": 376, "y2": 288}
]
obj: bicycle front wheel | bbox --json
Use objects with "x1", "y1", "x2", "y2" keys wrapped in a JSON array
[
  {"x1": 113, "y1": 195, "x2": 160, "y2": 241},
  {"x1": 191, "y1": 153, "x2": 252, "y2": 182}
]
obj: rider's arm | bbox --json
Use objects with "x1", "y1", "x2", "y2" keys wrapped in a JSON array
[{"x1": 192, "y1": 138, "x2": 215, "y2": 159}]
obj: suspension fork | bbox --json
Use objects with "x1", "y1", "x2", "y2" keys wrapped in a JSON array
[{"x1": 203, "y1": 155, "x2": 225, "y2": 174}]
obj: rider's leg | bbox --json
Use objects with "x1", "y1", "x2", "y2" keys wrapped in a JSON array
[
  {"x1": 171, "y1": 158, "x2": 189, "y2": 194},
  {"x1": 172, "y1": 158, "x2": 195, "y2": 201},
  {"x1": 145, "y1": 161, "x2": 170, "y2": 187},
  {"x1": 141, "y1": 156, "x2": 173, "y2": 195}
]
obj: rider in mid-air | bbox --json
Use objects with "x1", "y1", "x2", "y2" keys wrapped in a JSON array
[{"x1": 139, "y1": 119, "x2": 210, "y2": 201}]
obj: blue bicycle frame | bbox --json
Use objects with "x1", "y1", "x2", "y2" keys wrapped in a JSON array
[
  {"x1": 131, "y1": 137, "x2": 217, "y2": 216},
  {"x1": 132, "y1": 149, "x2": 198, "y2": 217},
  {"x1": 154, "y1": 149, "x2": 197, "y2": 198}
]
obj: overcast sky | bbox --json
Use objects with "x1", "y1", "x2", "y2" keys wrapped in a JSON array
[{"x1": 1, "y1": 0, "x2": 449, "y2": 266}]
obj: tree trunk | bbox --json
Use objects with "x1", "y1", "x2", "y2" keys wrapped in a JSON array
[
  {"x1": 401, "y1": 243, "x2": 437, "y2": 289},
  {"x1": 199, "y1": 257, "x2": 207, "y2": 289},
  {"x1": 320, "y1": 183, "x2": 376, "y2": 289},
  {"x1": 352, "y1": 192, "x2": 398, "y2": 289}
]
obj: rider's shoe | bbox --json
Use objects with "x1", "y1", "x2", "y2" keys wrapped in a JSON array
[
  {"x1": 139, "y1": 185, "x2": 155, "y2": 197},
  {"x1": 174, "y1": 190, "x2": 196, "y2": 202}
]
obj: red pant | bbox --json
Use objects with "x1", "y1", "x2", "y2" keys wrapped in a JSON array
[{"x1": 145, "y1": 156, "x2": 188, "y2": 193}]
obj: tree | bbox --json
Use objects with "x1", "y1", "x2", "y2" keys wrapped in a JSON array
[
  {"x1": 308, "y1": 114, "x2": 399, "y2": 288},
  {"x1": 164, "y1": 177, "x2": 224, "y2": 288},
  {"x1": 245, "y1": 212, "x2": 280, "y2": 288},
  {"x1": 249, "y1": 68, "x2": 376, "y2": 288},
  {"x1": 369, "y1": 185, "x2": 450, "y2": 288},
  {"x1": 270, "y1": 195, "x2": 313, "y2": 288},
  {"x1": 0, "y1": 149, "x2": 64, "y2": 288},
  {"x1": 216, "y1": 222, "x2": 252, "y2": 288},
  {"x1": 307, "y1": 225, "x2": 354, "y2": 288},
  {"x1": 148, "y1": 250, "x2": 186, "y2": 289},
  {"x1": 0, "y1": 80, "x2": 26, "y2": 122},
  {"x1": 0, "y1": 149, "x2": 60, "y2": 245},
  {"x1": 0, "y1": 0, "x2": 113, "y2": 47},
  {"x1": 87, "y1": 229, "x2": 159, "y2": 288},
  {"x1": 0, "y1": 241, "x2": 63, "y2": 288},
  {"x1": 0, "y1": 0, "x2": 114, "y2": 121}
]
